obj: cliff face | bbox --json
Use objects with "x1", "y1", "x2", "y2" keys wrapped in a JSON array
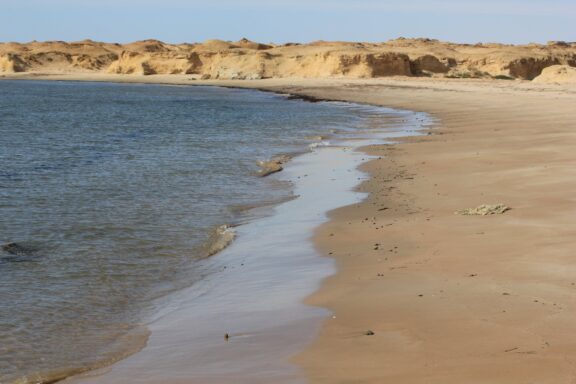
[{"x1": 1, "y1": 38, "x2": 575, "y2": 81}]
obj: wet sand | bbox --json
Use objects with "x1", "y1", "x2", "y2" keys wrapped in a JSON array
[
  {"x1": 5, "y1": 73, "x2": 576, "y2": 382},
  {"x1": 54, "y1": 94, "x2": 429, "y2": 383},
  {"x1": 275, "y1": 80, "x2": 576, "y2": 383}
]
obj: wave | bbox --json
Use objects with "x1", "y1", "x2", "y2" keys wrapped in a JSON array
[{"x1": 308, "y1": 141, "x2": 331, "y2": 148}]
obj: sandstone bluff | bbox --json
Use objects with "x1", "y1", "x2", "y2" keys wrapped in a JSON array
[{"x1": 1, "y1": 38, "x2": 575, "y2": 82}]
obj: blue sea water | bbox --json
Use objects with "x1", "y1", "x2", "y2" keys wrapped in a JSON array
[{"x1": 0, "y1": 80, "x2": 421, "y2": 383}]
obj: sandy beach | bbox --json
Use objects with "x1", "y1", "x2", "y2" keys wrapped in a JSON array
[
  {"x1": 240, "y1": 77, "x2": 576, "y2": 383},
  {"x1": 4, "y1": 72, "x2": 576, "y2": 382},
  {"x1": 280, "y1": 79, "x2": 576, "y2": 383},
  {"x1": 2, "y1": 0, "x2": 576, "y2": 379}
]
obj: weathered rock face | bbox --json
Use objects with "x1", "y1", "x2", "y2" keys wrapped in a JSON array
[
  {"x1": 410, "y1": 55, "x2": 453, "y2": 74},
  {"x1": 506, "y1": 57, "x2": 561, "y2": 80},
  {"x1": 1, "y1": 38, "x2": 575, "y2": 80},
  {"x1": 197, "y1": 51, "x2": 268, "y2": 79},
  {"x1": 106, "y1": 51, "x2": 199, "y2": 75},
  {"x1": 72, "y1": 53, "x2": 119, "y2": 71},
  {"x1": 296, "y1": 51, "x2": 412, "y2": 78},
  {"x1": 0, "y1": 41, "x2": 120, "y2": 73},
  {"x1": 366, "y1": 53, "x2": 412, "y2": 77},
  {"x1": 106, "y1": 51, "x2": 152, "y2": 75},
  {"x1": 0, "y1": 53, "x2": 25, "y2": 72}
]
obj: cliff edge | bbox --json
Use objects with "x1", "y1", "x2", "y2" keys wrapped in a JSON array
[{"x1": 1, "y1": 38, "x2": 575, "y2": 81}]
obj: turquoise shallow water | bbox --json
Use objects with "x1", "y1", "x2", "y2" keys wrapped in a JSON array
[{"x1": 0, "y1": 81, "x2": 426, "y2": 383}]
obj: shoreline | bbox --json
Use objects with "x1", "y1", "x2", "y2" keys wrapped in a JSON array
[
  {"x1": 282, "y1": 81, "x2": 576, "y2": 382},
  {"x1": 6, "y1": 74, "x2": 576, "y2": 382},
  {"x1": 47, "y1": 82, "x2": 428, "y2": 384}
]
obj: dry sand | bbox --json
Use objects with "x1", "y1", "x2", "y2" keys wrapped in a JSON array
[{"x1": 4, "y1": 73, "x2": 576, "y2": 383}]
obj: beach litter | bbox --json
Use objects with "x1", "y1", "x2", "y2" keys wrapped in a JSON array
[{"x1": 455, "y1": 204, "x2": 510, "y2": 216}]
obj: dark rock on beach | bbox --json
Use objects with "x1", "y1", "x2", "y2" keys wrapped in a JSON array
[
  {"x1": 2, "y1": 242, "x2": 32, "y2": 255},
  {"x1": 1, "y1": 243, "x2": 38, "y2": 263},
  {"x1": 1, "y1": 243, "x2": 35, "y2": 255}
]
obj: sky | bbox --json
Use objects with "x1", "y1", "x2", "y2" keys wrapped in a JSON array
[{"x1": 1, "y1": 0, "x2": 574, "y2": 44}]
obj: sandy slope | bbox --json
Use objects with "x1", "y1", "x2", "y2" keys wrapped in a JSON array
[
  {"x1": 4, "y1": 73, "x2": 576, "y2": 382},
  {"x1": 534, "y1": 65, "x2": 576, "y2": 84}
]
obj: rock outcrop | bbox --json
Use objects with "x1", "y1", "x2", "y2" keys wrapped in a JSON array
[
  {"x1": 1, "y1": 38, "x2": 575, "y2": 81},
  {"x1": 106, "y1": 51, "x2": 199, "y2": 75},
  {"x1": 0, "y1": 40, "x2": 120, "y2": 73},
  {"x1": 506, "y1": 57, "x2": 561, "y2": 80},
  {"x1": 257, "y1": 155, "x2": 291, "y2": 177},
  {"x1": 410, "y1": 55, "x2": 452, "y2": 74},
  {"x1": 0, "y1": 53, "x2": 25, "y2": 72},
  {"x1": 533, "y1": 65, "x2": 576, "y2": 84}
]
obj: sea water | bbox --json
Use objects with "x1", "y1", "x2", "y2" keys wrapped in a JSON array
[{"x1": 0, "y1": 80, "x2": 430, "y2": 383}]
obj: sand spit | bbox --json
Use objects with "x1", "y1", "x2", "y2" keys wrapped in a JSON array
[{"x1": 1, "y1": 38, "x2": 576, "y2": 81}]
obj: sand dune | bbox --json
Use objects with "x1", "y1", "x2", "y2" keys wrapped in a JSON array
[
  {"x1": 1, "y1": 38, "x2": 575, "y2": 81},
  {"x1": 533, "y1": 65, "x2": 576, "y2": 84}
]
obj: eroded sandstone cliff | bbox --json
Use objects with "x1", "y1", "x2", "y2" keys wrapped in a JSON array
[{"x1": 1, "y1": 38, "x2": 575, "y2": 81}]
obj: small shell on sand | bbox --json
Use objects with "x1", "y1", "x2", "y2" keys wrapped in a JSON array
[{"x1": 455, "y1": 204, "x2": 510, "y2": 216}]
